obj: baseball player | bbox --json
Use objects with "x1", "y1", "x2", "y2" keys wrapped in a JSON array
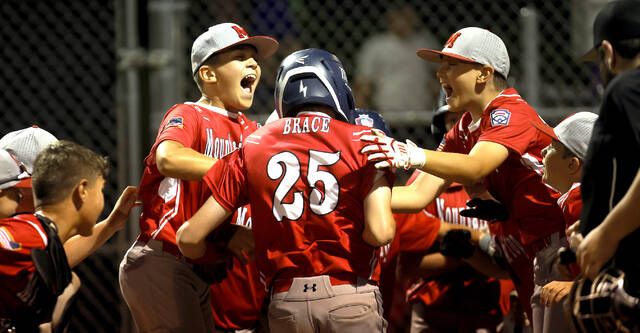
[
  {"x1": 0, "y1": 141, "x2": 113, "y2": 332},
  {"x1": 118, "y1": 23, "x2": 278, "y2": 332},
  {"x1": 360, "y1": 27, "x2": 566, "y2": 319},
  {"x1": 0, "y1": 126, "x2": 58, "y2": 214},
  {"x1": 531, "y1": 112, "x2": 598, "y2": 333},
  {"x1": 177, "y1": 48, "x2": 395, "y2": 332}
]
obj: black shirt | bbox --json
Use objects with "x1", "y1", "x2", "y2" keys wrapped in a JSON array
[{"x1": 580, "y1": 67, "x2": 640, "y2": 287}]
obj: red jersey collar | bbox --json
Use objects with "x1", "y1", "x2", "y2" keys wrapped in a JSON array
[{"x1": 482, "y1": 88, "x2": 522, "y2": 114}]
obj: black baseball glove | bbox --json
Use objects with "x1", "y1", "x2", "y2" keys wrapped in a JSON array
[
  {"x1": 440, "y1": 229, "x2": 475, "y2": 259},
  {"x1": 460, "y1": 198, "x2": 509, "y2": 222}
]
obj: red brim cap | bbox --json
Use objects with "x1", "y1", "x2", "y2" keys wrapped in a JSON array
[
  {"x1": 14, "y1": 178, "x2": 32, "y2": 189},
  {"x1": 416, "y1": 48, "x2": 480, "y2": 64},
  {"x1": 532, "y1": 121, "x2": 558, "y2": 141}
]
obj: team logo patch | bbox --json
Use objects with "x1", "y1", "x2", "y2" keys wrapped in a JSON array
[
  {"x1": 355, "y1": 114, "x2": 374, "y2": 128},
  {"x1": 0, "y1": 227, "x2": 21, "y2": 251},
  {"x1": 490, "y1": 109, "x2": 511, "y2": 127},
  {"x1": 164, "y1": 116, "x2": 184, "y2": 130}
]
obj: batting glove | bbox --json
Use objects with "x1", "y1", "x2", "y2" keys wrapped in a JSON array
[
  {"x1": 360, "y1": 130, "x2": 425, "y2": 169},
  {"x1": 440, "y1": 229, "x2": 475, "y2": 258},
  {"x1": 460, "y1": 198, "x2": 509, "y2": 222}
]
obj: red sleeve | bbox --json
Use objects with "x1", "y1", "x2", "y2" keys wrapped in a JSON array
[
  {"x1": 394, "y1": 210, "x2": 440, "y2": 252},
  {"x1": 478, "y1": 107, "x2": 539, "y2": 155},
  {"x1": 154, "y1": 104, "x2": 200, "y2": 150},
  {"x1": 562, "y1": 189, "x2": 583, "y2": 228},
  {"x1": 203, "y1": 149, "x2": 250, "y2": 212},
  {"x1": 0, "y1": 219, "x2": 46, "y2": 287}
]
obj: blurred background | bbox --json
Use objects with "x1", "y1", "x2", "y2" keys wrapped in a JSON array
[{"x1": 0, "y1": 0, "x2": 609, "y2": 331}]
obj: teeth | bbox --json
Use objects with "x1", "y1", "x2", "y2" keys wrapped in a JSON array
[{"x1": 244, "y1": 74, "x2": 256, "y2": 81}]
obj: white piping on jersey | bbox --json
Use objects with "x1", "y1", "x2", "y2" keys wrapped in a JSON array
[
  {"x1": 558, "y1": 182, "x2": 580, "y2": 207},
  {"x1": 204, "y1": 128, "x2": 214, "y2": 157},
  {"x1": 368, "y1": 251, "x2": 378, "y2": 281},
  {"x1": 481, "y1": 90, "x2": 524, "y2": 114},
  {"x1": 150, "y1": 179, "x2": 182, "y2": 239},
  {"x1": 521, "y1": 153, "x2": 544, "y2": 176},
  {"x1": 352, "y1": 129, "x2": 372, "y2": 136},
  {"x1": 609, "y1": 158, "x2": 617, "y2": 210},
  {"x1": 185, "y1": 102, "x2": 239, "y2": 119},
  {"x1": 13, "y1": 217, "x2": 49, "y2": 246}
]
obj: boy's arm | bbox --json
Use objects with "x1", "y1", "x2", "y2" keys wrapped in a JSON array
[
  {"x1": 420, "y1": 141, "x2": 509, "y2": 184},
  {"x1": 64, "y1": 187, "x2": 139, "y2": 267},
  {"x1": 155, "y1": 140, "x2": 217, "y2": 180},
  {"x1": 177, "y1": 196, "x2": 232, "y2": 259},
  {"x1": 362, "y1": 172, "x2": 395, "y2": 247},
  {"x1": 361, "y1": 135, "x2": 509, "y2": 185},
  {"x1": 392, "y1": 171, "x2": 451, "y2": 213}
]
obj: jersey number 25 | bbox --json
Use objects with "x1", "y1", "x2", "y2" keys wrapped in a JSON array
[{"x1": 267, "y1": 150, "x2": 340, "y2": 221}]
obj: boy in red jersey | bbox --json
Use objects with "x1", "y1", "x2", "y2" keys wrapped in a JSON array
[
  {"x1": 0, "y1": 141, "x2": 137, "y2": 332},
  {"x1": 532, "y1": 112, "x2": 597, "y2": 333},
  {"x1": 361, "y1": 27, "x2": 566, "y2": 320},
  {"x1": 177, "y1": 48, "x2": 395, "y2": 332},
  {"x1": 118, "y1": 23, "x2": 278, "y2": 332}
]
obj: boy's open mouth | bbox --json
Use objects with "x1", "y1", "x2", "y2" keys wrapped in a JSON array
[
  {"x1": 241, "y1": 74, "x2": 257, "y2": 93},
  {"x1": 442, "y1": 84, "x2": 453, "y2": 99}
]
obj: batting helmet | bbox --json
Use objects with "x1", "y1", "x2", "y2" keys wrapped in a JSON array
[
  {"x1": 274, "y1": 48, "x2": 355, "y2": 122},
  {"x1": 353, "y1": 108, "x2": 392, "y2": 136},
  {"x1": 567, "y1": 268, "x2": 640, "y2": 332}
]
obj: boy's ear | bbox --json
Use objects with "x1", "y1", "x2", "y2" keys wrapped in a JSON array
[
  {"x1": 601, "y1": 40, "x2": 616, "y2": 73},
  {"x1": 477, "y1": 66, "x2": 493, "y2": 84},
  {"x1": 568, "y1": 156, "x2": 583, "y2": 174},
  {"x1": 198, "y1": 66, "x2": 217, "y2": 84},
  {"x1": 72, "y1": 179, "x2": 90, "y2": 210}
]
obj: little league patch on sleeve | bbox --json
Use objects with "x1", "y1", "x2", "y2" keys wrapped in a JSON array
[
  {"x1": 490, "y1": 109, "x2": 511, "y2": 126},
  {"x1": 164, "y1": 116, "x2": 184, "y2": 130},
  {"x1": 0, "y1": 227, "x2": 21, "y2": 251}
]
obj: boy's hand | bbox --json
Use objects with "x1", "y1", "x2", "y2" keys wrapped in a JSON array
[
  {"x1": 106, "y1": 186, "x2": 140, "y2": 231},
  {"x1": 577, "y1": 225, "x2": 619, "y2": 280},
  {"x1": 540, "y1": 281, "x2": 572, "y2": 306},
  {"x1": 360, "y1": 129, "x2": 425, "y2": 169},
  {"x1": 227, "y1": 227, "x2": 254, "y2": 263}
]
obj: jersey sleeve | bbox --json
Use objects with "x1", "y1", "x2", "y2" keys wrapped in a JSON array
[
  {"x1": 155, "y1": 104, "x2": 200, "y2": 149},
  {"x1": 203, "y1": 149, "x2": 249, "y2": 212},
  {"x1": 394, "y1": 210, "x2": 440, "y2": 252},
  {"x1": 0, "y1": 220, "x2": 46, "y2": 277},
  {"x1": 477, "y1": 107, "x2": 537, "y2": 155}
]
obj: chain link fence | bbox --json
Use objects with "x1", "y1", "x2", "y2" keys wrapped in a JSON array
[{"x1": 1, "y1": 0, "x2": 606, "y2": 331}]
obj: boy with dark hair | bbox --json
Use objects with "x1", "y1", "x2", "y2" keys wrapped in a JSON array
[{"x1": 0, "y1": 141, "x2": 136, "y2": 332}]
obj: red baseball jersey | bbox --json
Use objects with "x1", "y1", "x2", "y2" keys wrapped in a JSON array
[
  {"x1": 205, "y1": 112, "x2": 393, "y2": 287},
  {"x1": 558, "y1": 182, "x2": 582, "y2": 228},
  {"x1": 0, "y1": 214, "x2": 48, "y2": 315},
  {"x1": 209, "y1": 206, "x2": 267, "y2": 330},
  {"x1": 439, "y1": 89, "x2": 564, "y2": 316},
  {"x1": 137, "y1": 102, "x2": 258, "y2": 261},
  {"x1": 440, "y1": 88, "x2": 565, "y2": 254}
]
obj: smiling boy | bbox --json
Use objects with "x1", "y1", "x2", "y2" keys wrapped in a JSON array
[
  {"x1": 360, "y1": 27, "x2": 566, "y2": 319},
  {"x1": 118, "y1": 23, "x2": 278, "y2": 332}
]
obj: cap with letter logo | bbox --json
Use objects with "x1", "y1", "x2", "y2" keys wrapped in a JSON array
[
  {"x1": 417, "y1": 27, "x2": 510, "y2": 78},
  {"x1": 191, "y1": 23, "x2": 279, "y2": 76}
]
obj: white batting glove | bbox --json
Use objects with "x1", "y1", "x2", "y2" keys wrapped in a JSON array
[{"x1": 360, "y1": 130, "x2": 426, "y2": 169}]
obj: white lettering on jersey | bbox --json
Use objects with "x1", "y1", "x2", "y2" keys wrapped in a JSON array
[
  {"x1": 435, "y1": 198, "x2": 488, "y2": 230},
  {"x1": 497, "y1": 234, "x2": 526, "y2": 264},
  {"x1": 234, "y1": 206, "x2": 252, "y2": 229},
  {"x1": 282, "y1": 117, "x2": 331, "y2": 135},
  {"x1": 379, "y1": 243, "x2": 391, "y2": 263},
  {"x1": 207, "y1": 132, "x2": 242, "y2": 159}
]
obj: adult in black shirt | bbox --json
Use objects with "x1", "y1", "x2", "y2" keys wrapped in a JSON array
[{"x1": 577, "y1": 0, "x2": 640, "y2": 292}]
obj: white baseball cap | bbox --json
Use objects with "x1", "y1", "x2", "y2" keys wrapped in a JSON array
[
  {"x1": 0, "y1": 126, "x2": 58, "y2": 175},
  {"x1": 417, "y1": 27, "x2": 510, "y2": 78},
  {"x1": 534, "y1": 112, "x2": 598, "y2": 160},
  {"x1": 191, "y1": 23, "x2": 279, "y2": 76},
  {"x1": 0, "y1": 149, "x2": 31, "y2": 190}
]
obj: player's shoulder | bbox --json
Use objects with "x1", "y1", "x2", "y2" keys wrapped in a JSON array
[{"x1": 0, "y1": 214, "x2": 47, "y2": 251}]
